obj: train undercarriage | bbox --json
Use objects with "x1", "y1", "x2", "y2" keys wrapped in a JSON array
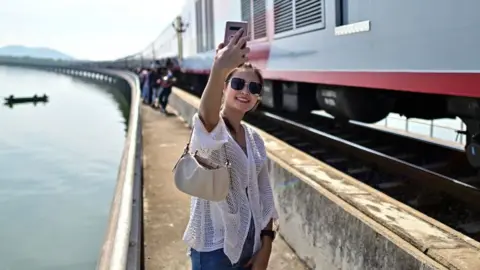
[{"x1": 175, "y1": 71, "x2": 480, "y2": 170}]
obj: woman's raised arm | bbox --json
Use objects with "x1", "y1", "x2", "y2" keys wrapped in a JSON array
[{"x1": 198, "y1": 29, "x2": 250, "y2": 132}]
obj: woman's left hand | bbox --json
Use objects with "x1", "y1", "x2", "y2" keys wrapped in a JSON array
[{"x1": 244, "y1": 244, "x2": 271, "y2": 270}]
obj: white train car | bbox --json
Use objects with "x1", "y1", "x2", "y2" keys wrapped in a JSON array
[
  {"x1": 151, "y1": 0, "x2": 246, "y2": 72},
  {"x1": 152, "y1": 26, "x2": 178, "y2": 60},
  {"x1": 146, "y1": 0, "x2": 480, "y2": 169}
]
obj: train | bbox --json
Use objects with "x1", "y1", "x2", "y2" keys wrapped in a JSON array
[{"x1": 122, "y1": 0, "x2": 480, "y2": 167}]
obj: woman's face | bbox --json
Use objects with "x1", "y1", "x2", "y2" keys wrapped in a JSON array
[{"x1": 223, "y1": 69, "x2": 262, "y2": 113}]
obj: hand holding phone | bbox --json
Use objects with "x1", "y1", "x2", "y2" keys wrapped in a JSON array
[
  {"x1": 213, "y1": 24, "x2": 250, "y2": 72},
  {"x1": 224, "y1": 21, "x2": 249, "y2": 48}
]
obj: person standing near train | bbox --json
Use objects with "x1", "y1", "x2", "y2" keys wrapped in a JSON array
[
  {"x1": 158, "y1": 60, "x2": 176, "y2": 114},
  {"x1": 182, "y1": 29, "x2": 278, "y2": 270},
  {"x1": 140, "y1": 68, "x2": 151, "y2": 103},
  {"x1": 150, "y1": 68, "x2": 163, "y2": 108}
]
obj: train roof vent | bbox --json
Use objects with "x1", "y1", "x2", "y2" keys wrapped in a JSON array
[
  {"x1": 295, "y1": 0, "x2": 324, "y2": 28},
  {"x1": 274, "y1": 0, "x2": 294, "y2": 34},
  {"x1": 253, "y1": 0, "x2": 267, "y2": 39}
]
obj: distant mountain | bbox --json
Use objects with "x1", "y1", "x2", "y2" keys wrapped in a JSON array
[{"x1": 0, "y1": 45, "x2": 75, "y2": 60}]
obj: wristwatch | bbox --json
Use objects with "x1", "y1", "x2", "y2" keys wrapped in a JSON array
[{"x1": 260, "y1": 229, "x2": 276, "y2": 241}]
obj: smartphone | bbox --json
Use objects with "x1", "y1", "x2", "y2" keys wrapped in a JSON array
[{"x1": 224, "y1": 21, "x2": 249, "y2": 48}]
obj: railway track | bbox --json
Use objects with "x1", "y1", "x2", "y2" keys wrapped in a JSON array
[{"x1": 245, "y1": 110, "x2": 480, "y2": 242}]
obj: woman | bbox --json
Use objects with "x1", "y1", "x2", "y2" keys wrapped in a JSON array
[
  {"x1": 158, "y1": 64, "x2": 176, "y2": 113},
  {"x1": 141, "y1": 68, "x2": 151, "y2": 104},
  {"x1": 151, "y1": 68, "x2": 163, "y2": 108},
  {"x1": 183, "y1": 29, "x2": 278, "y2": 270}
]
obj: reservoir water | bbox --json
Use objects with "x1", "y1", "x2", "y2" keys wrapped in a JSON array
[{"x1": 0, "y1": 66, "x2": 126, "y2": 270}]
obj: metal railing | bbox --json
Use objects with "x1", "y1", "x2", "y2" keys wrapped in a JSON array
[
  {"x1": 378, "y1": 114, "x2": 466, "y2": 146},
  {"x1": 312, "y1": 110, "x2": 467, "y2": 148}
]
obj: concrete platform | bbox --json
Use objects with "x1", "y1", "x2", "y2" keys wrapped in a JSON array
[
  {"x1": 141, "y1": 104, "x2": 307, "y2": 269},
  {"x1": 169, "y1": 88, "x2": 480, "y2": 270}
]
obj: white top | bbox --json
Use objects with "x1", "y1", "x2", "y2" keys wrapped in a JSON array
[{"x1": 182, "y1": 113, "x2": 279, "y2": 264}]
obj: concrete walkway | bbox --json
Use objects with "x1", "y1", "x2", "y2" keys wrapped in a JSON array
[{"x1": 142, "y1": 105, "x2": 307, "y2": 269}]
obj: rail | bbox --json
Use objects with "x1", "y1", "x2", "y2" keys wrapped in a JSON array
[{"x1": 253, "y1": 111, "x2": 480, "y2": 209}]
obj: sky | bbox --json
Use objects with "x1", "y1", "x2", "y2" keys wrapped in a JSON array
[{"x1": 0, "y1": 0, "x2": 186, "y2": 61}]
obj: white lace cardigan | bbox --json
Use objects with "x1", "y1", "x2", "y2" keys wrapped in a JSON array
[{"x1": 182, "y1": 113, "x2": 279, "y2": 264}]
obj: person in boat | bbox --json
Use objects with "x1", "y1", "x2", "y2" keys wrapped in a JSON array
[{"x1": 184, "y1": 29, "x2": 278, "y2": 270}]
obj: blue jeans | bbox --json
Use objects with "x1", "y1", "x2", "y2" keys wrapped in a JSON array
[
  {"x1": 158, "y1": 86, "x2": 172, "y2": 110},
  {"x1": 190, "y1": 219, "x2": 255, "y2": 270},
  {"x1": 152, "y1": 87, "x2": 162, "y2": 103},
  {"x1": 141, "y1": 84, "x2": 150, "y2": 103}
]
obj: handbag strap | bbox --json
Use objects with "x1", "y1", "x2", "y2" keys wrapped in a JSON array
[
  {"x1": 183, "y1": 126, "x2": 230, "y2": 166},
  {"x1": 184, "y1": 126, "x2": 194, "y2": 153},
  {"x1": 185, "y1": 116, "x2": 231, "y2": 164}
]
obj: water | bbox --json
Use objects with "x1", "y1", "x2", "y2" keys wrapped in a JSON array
[{"x1": 0, "y1": 66, "x2": 127, "y2": 270}]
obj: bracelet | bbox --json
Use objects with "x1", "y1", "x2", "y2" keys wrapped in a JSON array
[{"x1": 260, "y1": 229, "x2": 276, "y2": 241}]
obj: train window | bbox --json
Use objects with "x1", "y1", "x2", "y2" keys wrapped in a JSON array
[
  {"x1": 274, "y1": 0, "x2": 294, "y2": 34},
  {"x1": 195, "y1": 0, "x2": 215, "y2": 52},
  {"x1": 204, "y1": 0, "x2": 215, "y2": 51},
  {"x1": 241, "y1": 0, "x2": 252, "y2": 39},
  {"x1": 253, "y1": 0, "x2": 267, "y2": 39},
  {"x1": 241, "y1": 0, "x2": 251, "y2": 23},
  {"x1": 274, "y1": 0, "x2": 325, "y2": 37},
  {"x1": 334, "y1": 0, "x2": 371, "y2": 36},
  {"x1": 335, "y1": 0, "x2": 347, "y2": 26},
  {"x1": 195, "y1": 0, "x2": 204, "y2": 53},
  {"x1": 241, "y1": 0, "x2": 267, "y2": 40},
  {"x1": 295, "y1": 0, "x2": 323, "y2": 28}
]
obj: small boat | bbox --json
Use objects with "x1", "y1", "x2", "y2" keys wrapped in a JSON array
[{"x1": 4, "y1": 94, "x2": 49, "y2": 105}]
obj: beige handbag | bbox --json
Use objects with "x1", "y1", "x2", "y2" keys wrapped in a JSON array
[{"x1": 172, "y1": 128, "x2": 231, "y2": 201}]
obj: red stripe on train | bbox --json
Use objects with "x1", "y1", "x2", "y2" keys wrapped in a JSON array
[
  {"x1": 262, "y1": 70, "x2": 480, "y2": 98},
  {"x1": 245, "y1": 41, "x2": 270, "y2": 68},
  {"x1": 182, "y1": 66, "x2": 480, "y2": 98}
]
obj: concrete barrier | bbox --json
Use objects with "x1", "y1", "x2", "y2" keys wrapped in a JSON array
[
  {"x1": 55, "y1": 68, "x2": 143, "y2": 270},
  {"x1": 169, "y1": 87, "x2": 480, "y2": 270},
  {"x1": 0, "y1": 63, "x2": 144, "y2": 270},
  {"x1": 84, "y1": 70, "x2": 143, "y2": 270}
]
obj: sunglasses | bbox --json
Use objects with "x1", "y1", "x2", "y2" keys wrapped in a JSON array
[{"x1": 229, "y1": 77, "x2": 263, "y2": 95}]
